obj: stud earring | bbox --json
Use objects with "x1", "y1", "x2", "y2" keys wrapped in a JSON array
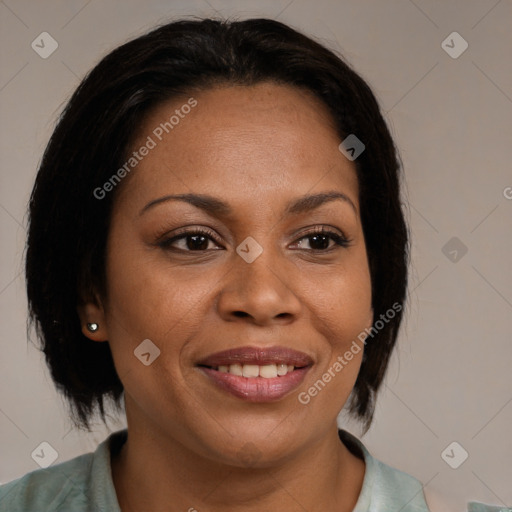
[{"x1": 86, "y1": 323, "x2": 99, "y2": 332}]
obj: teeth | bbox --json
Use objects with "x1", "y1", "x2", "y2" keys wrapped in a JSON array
[
  {"x1": 260, "y1": 364, "x2": 278, "y2": 378},
  {"x1": 277, "y1": 363, "x2": 288, "y2": 376},
  {"x1": 242, "y1": 364, "x2": 259, "y2": 378},
  {"x1": 229, "y1": 364, "x2": 243, "y2": 376},
  {"x1": 214, "y1": 363, "x2": 296, "y2": 378}
]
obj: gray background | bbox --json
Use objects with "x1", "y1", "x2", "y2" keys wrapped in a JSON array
[{"x1": 1, "y1": 1, "x2": 511, "y2": 510}]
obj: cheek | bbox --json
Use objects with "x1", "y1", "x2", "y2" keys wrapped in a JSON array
[
  {"x1": 308, "y1": 257, "x2": 372, "y2": 348},
  {"x1": 302, "y1": 254, "x2": 372, "y2": 405},
  {"x1": 105, "y1": 228, "x2": 189, "y2": 336},
  {"x1": 101, "y1": 234, "x2": 176, "y2": 371},
  {"x1": 102, "y1": 245, "x2": 199, "y2": 421},
  {"x1": 301, "y1": 283, "x2": 369, "y2": 414},
  {"x1": 103, "y1": 233, "x2": 221, "y2": 382}
]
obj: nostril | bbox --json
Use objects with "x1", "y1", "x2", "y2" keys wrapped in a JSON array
[{"x1": 233, "y1": 311, "x2": 249, "y2": 318}]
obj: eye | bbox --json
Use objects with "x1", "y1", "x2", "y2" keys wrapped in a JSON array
[
  {"x1": 157, "y1": 226, "x2": 351, "y2": 253},
  {"x1": 158, "y1": 228, "x2": 222, "y2": 252},
  {"x1": 291, "y1": 227, "x2": 351, "y2": 252}
]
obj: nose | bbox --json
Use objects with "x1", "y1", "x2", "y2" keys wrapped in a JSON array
[{"x1": 216, "y1": 245, "x2": 302, "y2": 326}]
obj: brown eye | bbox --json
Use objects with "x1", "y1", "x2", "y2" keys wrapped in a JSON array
[
  {"x1": 159, "y1": 228, "x2": 222, "y2": 252},
  {"x1": 292, "y1": 228, "x2": 351, "y2": 252}
]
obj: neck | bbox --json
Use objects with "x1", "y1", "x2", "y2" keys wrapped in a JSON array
[{"x1": 111, "y1": 417, "x2": 365, "y2": 512}]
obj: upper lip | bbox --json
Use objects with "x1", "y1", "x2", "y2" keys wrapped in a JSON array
[{"x1": 197, "y1": 346, "x2": 314, "y2": 368}]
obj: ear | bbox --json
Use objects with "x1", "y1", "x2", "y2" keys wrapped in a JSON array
[{"x1": 77, "y1": 299, "x2": 109, "y2": 342}]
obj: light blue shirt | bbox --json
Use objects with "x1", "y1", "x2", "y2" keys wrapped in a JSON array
[{"x1": 0, "y1": 429, "x2": 507, "y2": 511}]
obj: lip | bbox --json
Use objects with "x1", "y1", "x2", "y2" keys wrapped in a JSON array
[
  {"x1": 197, "y1": 346, "x2": 314, "y2": 367},
  {"x1": 200, "y1": 367, "x2": 310, "y2": 402},
  {"x1": 196, "y1": 346, "x2": 313, "y2": 402}
]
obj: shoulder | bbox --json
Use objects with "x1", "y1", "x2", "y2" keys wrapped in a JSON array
[
  {"x1": 0, "y1": 429, "x2": 125, "y2": 512},
  {"x1": 339, "y1": 431, "x2": 510, "y2": 512},
  {"x1": 0, "y1": 452, "x2": 94, "y2": 512},
  {"x1": 369, "y1": 456, "x2": 430, "y2": 510},
  {"x1": 339, "y1": 429, "x2": 430, "y2": 512}
]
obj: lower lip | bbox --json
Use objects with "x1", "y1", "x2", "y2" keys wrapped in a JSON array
[{"x1": 199, "y1": 367, "x2": 310, "y2": 402}]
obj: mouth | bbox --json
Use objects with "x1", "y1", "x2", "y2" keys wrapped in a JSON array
[{"x1": 196, "y1": 346, "x2": 313, "y2": 402}]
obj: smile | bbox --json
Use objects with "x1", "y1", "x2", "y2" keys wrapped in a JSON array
[{"x1": 197, "y1": 346, "x2": 313, "y2": 402}]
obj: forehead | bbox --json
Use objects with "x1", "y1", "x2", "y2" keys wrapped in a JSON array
[{"x1": 117, "y1": 83, "x2": 359, "y2": 214}]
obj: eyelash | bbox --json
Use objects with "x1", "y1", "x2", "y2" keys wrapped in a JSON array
[{"x1": 157, "y1": 226, "x2": 352, "y2": 253}]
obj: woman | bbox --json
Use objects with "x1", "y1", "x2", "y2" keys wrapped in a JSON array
[{"x1": 0, "y1": 16, "x2": 496, "y2": 512}]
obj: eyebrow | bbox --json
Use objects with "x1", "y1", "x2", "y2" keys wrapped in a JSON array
[{"x1": 139, "y1": 191, "x2": 357, "y2": 217}]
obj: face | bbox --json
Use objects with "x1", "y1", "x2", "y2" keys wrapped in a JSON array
[{"x1": 83, "y1": 82, "x2": 373, "y2": 466}]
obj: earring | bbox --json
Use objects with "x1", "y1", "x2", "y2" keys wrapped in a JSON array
[{"x1": 86, "y1": 323, "x2": 99, "y2": 332}]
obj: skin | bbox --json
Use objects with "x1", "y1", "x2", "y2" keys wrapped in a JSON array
[{"x1": 79, "y1": 82, "x2": 374, "y2": 511}]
